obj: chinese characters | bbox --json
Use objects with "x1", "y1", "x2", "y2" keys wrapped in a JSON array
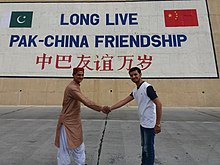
[{"x1": 36, "y1": 53, "x2": 152, "y2": 71}]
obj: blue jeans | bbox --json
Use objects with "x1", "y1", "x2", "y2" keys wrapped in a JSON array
[{"x1": 140, "y1": 125, "x2": 155, "y2": 165}]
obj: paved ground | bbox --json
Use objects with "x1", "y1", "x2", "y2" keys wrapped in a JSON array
[{"x1": 0, "y1": 106, "x2": 220, "y2": 165}]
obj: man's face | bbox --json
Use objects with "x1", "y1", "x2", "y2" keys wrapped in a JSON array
[
  {"x1": 129, "y1": 70, "x2": 141, "y2": 83},
  {"x1": 73, "y1": 71, "x2": 84, "y2": 84}
]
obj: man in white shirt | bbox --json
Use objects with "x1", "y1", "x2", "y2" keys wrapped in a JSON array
[{"x1": 109, "y1": 67, "x2": 162, "y2": 165}]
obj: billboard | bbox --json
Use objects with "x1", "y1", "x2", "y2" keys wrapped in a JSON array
[{"x1": 0, "y1": 0, "x2": 218, "y2": 78}]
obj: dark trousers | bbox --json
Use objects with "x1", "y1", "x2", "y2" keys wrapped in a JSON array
[{"x1": 140, "y1": 125, "x2": 155, "y2": 165}]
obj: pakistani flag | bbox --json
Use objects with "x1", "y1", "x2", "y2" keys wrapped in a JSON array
[{"x1": 9, "y1": 11, "x2": 33, "y2": 28}]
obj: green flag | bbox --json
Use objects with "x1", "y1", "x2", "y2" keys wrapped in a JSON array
[{"x1": 9, "y1": 11, "x2": 33, "y2": 28}]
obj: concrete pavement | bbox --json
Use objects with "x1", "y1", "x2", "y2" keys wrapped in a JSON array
[{"x1": 0, "y1": 106, "x2": 220, "y2": 165}]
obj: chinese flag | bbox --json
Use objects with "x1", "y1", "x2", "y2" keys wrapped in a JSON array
[{"x1": 164, "y1": 9, "x2": 199, "y2": 27}]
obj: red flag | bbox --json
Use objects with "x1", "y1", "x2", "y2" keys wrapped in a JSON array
[{"x1": 164, "y1": 9, "x2": 199, "y2": 27}]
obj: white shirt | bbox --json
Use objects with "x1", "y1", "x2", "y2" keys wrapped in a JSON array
[{"x1": 132, "y1": 82, "x2": 156, "y2": 128}]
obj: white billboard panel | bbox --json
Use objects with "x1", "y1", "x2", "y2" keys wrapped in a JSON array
[{"x1": 0, "y1": 0, "x2": 218, "y2": 78}]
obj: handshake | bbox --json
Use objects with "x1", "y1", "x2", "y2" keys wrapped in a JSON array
[{"x1": 100, "y1": 106, "x2": 111, "y2": 114}]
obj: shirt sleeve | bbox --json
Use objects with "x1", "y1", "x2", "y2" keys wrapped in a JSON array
[
  {"x1": 147, "y1": 86, "x2": 158, "y2": 100},
  {"x1": 130, "y1": 92, "x2": 134, "y2": 98}
]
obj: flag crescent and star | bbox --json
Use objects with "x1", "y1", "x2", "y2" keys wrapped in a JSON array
[{"x1": 16, "y1": 15, "x2": 26, "y2": 24}]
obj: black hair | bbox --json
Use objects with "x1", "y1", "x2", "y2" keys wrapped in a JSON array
[{"x1": 129, "y1": 67, "x2": 141, "y2": 74}]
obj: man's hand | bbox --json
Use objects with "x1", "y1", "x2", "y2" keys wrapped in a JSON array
[
  {"x1": 154, "y1": 124, "x2": 161, "y2": 134},
  {"x1": 101, "y1": 106, "x2": 111, "y2": 114}
]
